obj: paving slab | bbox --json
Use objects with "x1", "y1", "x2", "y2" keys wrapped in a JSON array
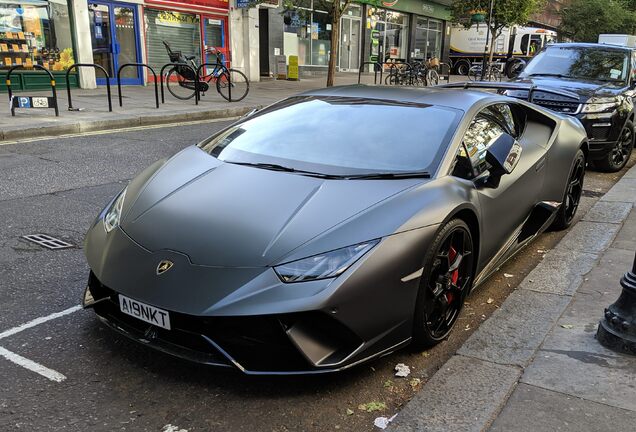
[
  {"x1": 518, "y1": 249, "x2": 598, "y2": 296},
  {"x1": 611, "y1": 208, "x2": 636, "y2": 252},
  {"x1": 390, "y1": 355, "x2": 521, "y2": 432},
  {"x1": 623, "y1": 164, "x2": 636, "y2": 178},
  {"x1": 457, "y1": 290, "x2": 571, "y2": 367},
  {"x1": 581, "y1": 200, "x2": 633, "y2": 224},
  {"x1": 554, "y1": 221, "x2": 620, "y2": 254},
  {"x1": 489, "y1": 383, "x2": 636, "y2": 432},
  {"x1": 600, "y1": 177, "x2": 636, "y2": 203},
  {"x1": 521, "y1": 250, "x2": 636, "y2": 412}
]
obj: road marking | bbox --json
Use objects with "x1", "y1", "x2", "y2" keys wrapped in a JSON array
[
  {"x1": 0, "y1": 346, "x2": 67, "y2": 382},
  {"x1": 0, "y1": 116, "x2": 240, "y2": 146},
  {"x1": 0, "y1": 305, "x2": 83, "y2": 382},
  {"x1": 0, "y1": 305, "x2": 82, "y2": 341}
]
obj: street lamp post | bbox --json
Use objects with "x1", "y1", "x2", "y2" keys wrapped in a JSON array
[
  {"x1": 480, "y1": 0, "x2": 495, "y2": 81},
  {"x1": 597, "y1": 251, "x2": 636, "y2": 355}
]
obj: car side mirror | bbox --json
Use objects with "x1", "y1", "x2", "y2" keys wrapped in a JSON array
[{"x1": 484, "y1": 133, "x2": 522, "y2": 187}]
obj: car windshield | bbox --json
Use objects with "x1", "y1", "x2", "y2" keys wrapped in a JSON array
[
  {"x1": 198, "y1": 96, "x2": 461, "y2": 177},
  {"x1": 522, "y1": 46, "x2": 630, "y2": 83}
]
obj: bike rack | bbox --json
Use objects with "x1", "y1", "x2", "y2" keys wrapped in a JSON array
[
  {"x1": 386, "y1": 62, "x2": 413, "y2": 86},
  {"x1": 65, "y1": 63, "x2": 112, "y2": 112},
  {"x1": 357, "y1": 62, "x2": 383, "y2": 85},
  {"x1": 117, "y1": 63, "x2": 159, "y2": 109},
  {"x1": 7, "y1": 65, "x2": 59, "y2": 116},
  {"x1": 197, "y1": 62, "x2": 232, "y2": 102},
  {"x1": 160, "y1": 62, "x2": 200, "y2": 105}
]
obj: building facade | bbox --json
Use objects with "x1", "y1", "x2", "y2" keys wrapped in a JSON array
[{"x1": 258, "y1": 0, "x2": 452, "y2": 77}]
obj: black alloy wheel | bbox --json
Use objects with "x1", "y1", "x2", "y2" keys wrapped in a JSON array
[
  {"x1": 594, "y1": 120, "x2": 634, "y2": 172},
  {"x1": 551, "y1": 148, "x2": 586, "y2": 230},
  {"x1": 413, "y1": 219, "x2": 474, "y2": 348}
]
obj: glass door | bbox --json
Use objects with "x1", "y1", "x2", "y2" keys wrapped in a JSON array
[
  {"x1": 201, "y1": 15, "x2": 229, "y2": 76},
  {"x1": 339, "y1": 12, "x2": 361, "y2": 71},
  {"x1": 88, "y1": 2, "x2": 142, "y2": 85}
]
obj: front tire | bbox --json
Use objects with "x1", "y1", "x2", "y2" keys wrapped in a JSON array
[
  {"x1": 550, "y1": 148, "x2": 586, "y2": 231},
  {"x1": 593, "y1": 120, "x2": 634, "y2": 173},
  {"x1": 412, "y1": 219, "x2": 474, "y2": 349}
]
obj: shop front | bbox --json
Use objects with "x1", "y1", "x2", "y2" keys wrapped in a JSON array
[
  {"x1": 143, "y1": 0, "x2": 229, "y2": 82},
  {"x1": 360, "y1": 0, "x2": 451, "y2": 68},
  {"x1": 0, "y1": 0, "x2": 79, "y2": 91}
]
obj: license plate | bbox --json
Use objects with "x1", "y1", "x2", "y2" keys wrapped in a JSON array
[{"x1": 119, "y1": 294, "x2": 171, "y2": 330}]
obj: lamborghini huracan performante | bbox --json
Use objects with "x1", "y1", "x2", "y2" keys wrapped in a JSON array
[{"x1": 83, "y1": 86, "x2": 588, "y2": 374}]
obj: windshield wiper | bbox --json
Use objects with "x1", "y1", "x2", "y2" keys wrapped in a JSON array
[
  {"x1": 223, "y1": 160, "x2": 340, "y2": 179},
  {"x1": 527, "y1": 73, "x2": 572, "y2": 78},
  {"x1": 345, "y1": 171, "x2": 431, "y2": 180}
]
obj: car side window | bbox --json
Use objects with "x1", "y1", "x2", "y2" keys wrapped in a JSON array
[{"x1": 452, "y1": 112, "x2": 506, "y2": 179}]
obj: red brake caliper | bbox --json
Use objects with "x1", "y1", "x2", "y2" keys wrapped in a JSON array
[{"x1": 446, "y1": 246, "x2": 459, "y2": 303}]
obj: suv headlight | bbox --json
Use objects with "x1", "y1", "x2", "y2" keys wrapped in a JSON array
[
  {"x1": 581, "y1": 97, "x2": 620, "y2": 113},
  {"x1": 103, "y1": 188, "x2": 127, "y2": 233},
  {"x1": 274, "y1": 240, "x2": 379, "y2": 283}
]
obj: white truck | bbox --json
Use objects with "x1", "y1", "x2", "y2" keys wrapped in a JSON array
[
  {"x1": 598, "y1": 34, "x2": 636, "y2": 48},
  {"x1": 449, "y1": 24, "x2": 557, "y2": 77}
]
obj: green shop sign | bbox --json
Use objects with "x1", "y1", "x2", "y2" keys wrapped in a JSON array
[{"x1": 355, "y1": 0, "x2": 451, "y2": 21}]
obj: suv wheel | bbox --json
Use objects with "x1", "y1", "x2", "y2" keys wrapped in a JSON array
[{"x1": 594, "y1": 120, "x2": 634, "y2": 172}]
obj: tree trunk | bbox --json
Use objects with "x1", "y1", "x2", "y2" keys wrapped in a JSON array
[
  {"x1": 488, "y1": 28, "x2": 498, "y2": 64},
  {"x1": 327, "y1": 9, "x2": 340, "y2": 87}
]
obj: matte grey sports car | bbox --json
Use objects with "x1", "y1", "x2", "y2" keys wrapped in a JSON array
[{"x1": 83, "y1": 85, "x2": 588, "y2": 374}]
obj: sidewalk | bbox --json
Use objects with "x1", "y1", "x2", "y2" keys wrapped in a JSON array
[
  {"x1": 391, "y1": 165, "x2": 636, "y2": 431},
  {"x1": 0, "y1": 72, "x2": 454, "y2": 142}
]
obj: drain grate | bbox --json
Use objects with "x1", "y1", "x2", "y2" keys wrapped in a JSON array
[{"x1": 22, "y1": 234, "x2": 74, "y2": 250}]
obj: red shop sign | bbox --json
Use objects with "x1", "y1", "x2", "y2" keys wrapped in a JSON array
[{"x1": 146, "y1": 0, "x2": 229, "y2": 11}]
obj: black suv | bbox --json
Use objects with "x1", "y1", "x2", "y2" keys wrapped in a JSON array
[{"x1": 511, "y1": 42, "x2": 635, "y2": 172}]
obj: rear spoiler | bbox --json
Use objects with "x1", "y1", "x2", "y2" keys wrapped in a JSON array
[{"x1": 437, "y1": 81, "x2": 580, "y2": 103}]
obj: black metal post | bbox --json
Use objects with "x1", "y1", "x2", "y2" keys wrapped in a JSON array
[
  {"x1": 7, "y1": 65, "x2": 59, "y2": 117},
  {"x1": 597, "y1": 251, "x2": 636, "y2": 355},
  {"x1": 117, "y1": 63, "x2": 159, "y2": 109},
  {"x1": 65, "y1": 64, "x2": 112, "y2": 112},
  {"x1": 481, "y1": 0, "x2": 495, "y2": 81}
]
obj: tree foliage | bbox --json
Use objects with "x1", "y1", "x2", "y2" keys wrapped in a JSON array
[
  {"x1": 559, "y1": 0, "x2": 636, "y2": 43},
  {"x1": 450, "y1": 0, "x2": 545, "y2": 61}
]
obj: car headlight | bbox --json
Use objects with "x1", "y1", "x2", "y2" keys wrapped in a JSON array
[
  {"x1": 274, "y1": 240, "x2": 379, "y2": 283},
  {"x1": 103, "y1": 188, "x2": 127, "y2": 233},
  {"x1": 581, "y1": 97, "x2": 620, "y2": 113}
]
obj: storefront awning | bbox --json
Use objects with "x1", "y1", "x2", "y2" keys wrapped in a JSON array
[{"x1": 0, "y1": 0, "x2": 49, "y2": 6}]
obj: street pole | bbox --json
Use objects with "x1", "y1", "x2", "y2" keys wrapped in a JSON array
[
  {"x1": 480, "y1": 0, "x2": 495, "y2": 81},
  {"x1": 597, "y1": 251, "x2": 636, "y2": 355}
]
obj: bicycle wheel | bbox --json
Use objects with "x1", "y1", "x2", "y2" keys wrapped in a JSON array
[
  {"x1": 468, "y1": 66, "x2": 481, "y2": 81},
  {"x1": 426, "y1": 69, "x2": 440, "y2": 86},
  {"x1": 166, "y1": 68, "x2": 196, "y2": 100},
  {"x1": 216, "y1": 69, "x2": 249, "y2": 102}
]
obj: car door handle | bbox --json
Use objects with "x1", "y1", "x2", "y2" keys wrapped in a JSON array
[{"x1": 535, "y1": 158, "x2": 546, "y2": 171}]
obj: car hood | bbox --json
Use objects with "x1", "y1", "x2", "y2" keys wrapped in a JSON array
[
  {"x1": 120, "y1": 146, "x2": 424, "y2": 267},
  {"x1": 514, "y1": 76, "x2": 626, "y2": 101}
]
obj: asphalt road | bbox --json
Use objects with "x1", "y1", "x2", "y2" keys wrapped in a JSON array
[{"x1": 0, "y1": 121, "x2": 634, "y2": 432}]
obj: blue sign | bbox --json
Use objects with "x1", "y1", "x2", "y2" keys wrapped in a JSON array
[
  {"x1": 236, "y1": 0, "x2": 250, "y2": 7},
  {"x1": 18, "y1": 97, "x2": 31, "y2": 108}
]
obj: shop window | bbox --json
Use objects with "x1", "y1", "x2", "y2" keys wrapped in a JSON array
[
  {"x1": 368, "y1": 7, "x2": 409, "y2": 63},
  {"x1": 0, "y1": 0, "x2": 75, "y2": 70},
  {"x1": 283, "y1": 0, "x2": 332, "y2": 67},
  {"x1": 414, "y1": 17, "x2": 442, "y2": 61}
]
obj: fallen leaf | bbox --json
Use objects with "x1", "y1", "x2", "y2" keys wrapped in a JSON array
[
  {"x1": 383, "y1": 380, "x2": 393, "y2": 388},
  {"x1": 487, "y1": 298, "x2": 494, "y2": 304},
  {"x1": 504, "y1": 273, "x2": 514, "y2": 278},
  {"x1": 421, "y1": 351, "x2": 430, "y2": 358},
  {"x1": 358, "y1": 402, "x2": 387, "y2": 412},
  {"x1": 560, "y1": 324, "x2": 574, "y2": 329},
  {"x1": 346, "y1": 408, "x2": 354, "y2": 416},
  {"x1": 409, "y1": 378, "x2": 421, "y2": 388}
]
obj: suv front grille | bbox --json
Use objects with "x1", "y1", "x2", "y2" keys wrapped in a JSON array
[{"x1": 532, "y1": 99, "x2": 581, "y2": 114}]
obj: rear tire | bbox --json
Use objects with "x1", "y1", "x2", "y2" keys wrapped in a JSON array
[
  {"x1": 550, "y1": 149, "x2": 586, "y2": 231},
  {"x1": 593, "y1": 120, "x2": 634, "y2": 172},
  {"x1": 454, "y1": 59, "x2": 471, "y2": 76},
  {"x1": 412, "y1": 219, "x2": 474, "y2": 349},
  {"x1": 166, "y1": 68, "x2": 196, "y2": 100}
]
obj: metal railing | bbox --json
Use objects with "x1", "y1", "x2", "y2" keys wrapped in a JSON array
[{"x1": 65, "y1": 63, "x2": 112, "y2": 112}]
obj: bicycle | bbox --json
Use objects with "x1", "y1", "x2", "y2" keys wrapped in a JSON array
[
  {"x1": 384, "y1": 59, "x2": 439, "y2": 87},
  {"x1": 162, "y1": 41, "x2": 249, "y2": 102},
  {"x1": 467, "y1": 62, "x2": 502, "y2": 82}
]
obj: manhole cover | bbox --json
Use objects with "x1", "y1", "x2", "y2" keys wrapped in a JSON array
[{"x1": 22, "y1": 234, "x2": 73, "y2": 250}]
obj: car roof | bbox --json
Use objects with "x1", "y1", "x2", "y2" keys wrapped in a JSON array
[
  {"x1": 546, "y1": 42, "x2": 633, "y2": 52},
  {"x1": 299, "y1": 85, "x2": 500, "y2": 110}
]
